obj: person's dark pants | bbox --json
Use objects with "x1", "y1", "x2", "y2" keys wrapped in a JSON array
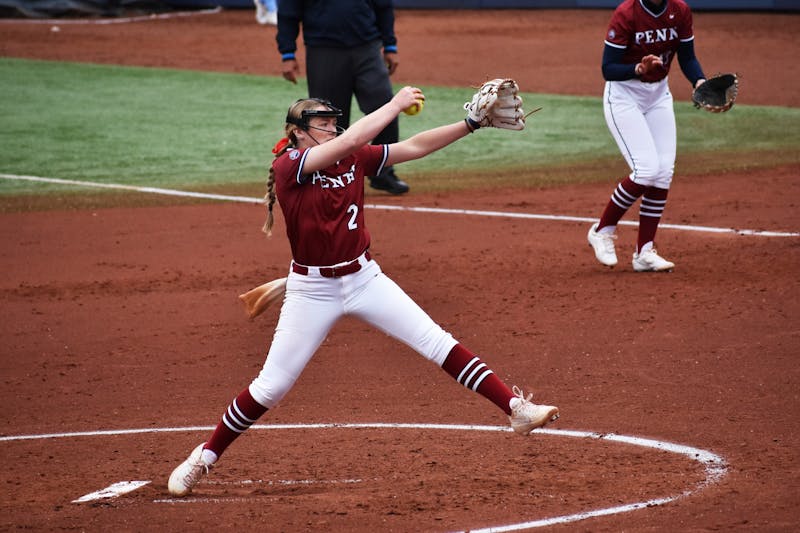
[{"x1": 306, "y1": 40, "x2": 398, "y2": 146}]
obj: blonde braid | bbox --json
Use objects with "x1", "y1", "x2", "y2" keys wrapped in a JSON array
[
  {"x1": 261, "y1": 170, "x2": 276, "y2": 236},
  {"x1": 262, "y1": 99, "x2": 328, "y2": 236},
  {"x1": 262, "y1": 138, "x2": 294, "y2": 236}
]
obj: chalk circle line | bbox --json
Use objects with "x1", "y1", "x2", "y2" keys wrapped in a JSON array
[
  {"x1": 0, "y1": 7, "x2": 223, "y2": 25},
  {"x1": 3, "y1": 422, "x2": 727, "y2": 532}
]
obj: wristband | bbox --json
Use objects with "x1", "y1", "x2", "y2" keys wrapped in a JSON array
[{"x1": 465, "y1": 117, "x2": 480, "y2": 133}]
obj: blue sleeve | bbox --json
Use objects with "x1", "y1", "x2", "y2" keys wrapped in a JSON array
[
  {"x1": 601, "y1": 43, "x2": 637, "y2": 81},
  {"x1": 677, "y1": 39, "x2": 706, "y2": 87},
  {"x1": 276, "y1": 0, "x2": 302, "y2": 58}
]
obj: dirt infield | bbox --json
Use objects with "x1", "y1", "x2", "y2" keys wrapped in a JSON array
[{"x1": 1, "y1": 9, "x2": 799, "y2": 532}]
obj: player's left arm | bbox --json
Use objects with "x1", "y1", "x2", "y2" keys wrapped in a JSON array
[
  {"x1": 386, "y1": 122, "x2": 471, "y2": 166},
  {"x1": 388, "y1": 78, "x2": 527, "y2": 165},
  {"x1": 676, "y1": 6, "x2": 706, "y2": 89},
  {"x1": 677, "y1": 38, "x2": 706, "y2": 88}
]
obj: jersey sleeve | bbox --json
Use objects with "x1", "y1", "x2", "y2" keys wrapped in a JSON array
[
  {"x1": 272, "y1": 148, "x2": 310, "y2": 186},
  {"x1": 604, "y1": 9, "x2": 631, "y2": 50},
  {"x1": 355, "y1": 144, "x2": 389, "y2": 178},
  {"x1": 677, "y1": 2, "x2": 695, "y2": 42}
]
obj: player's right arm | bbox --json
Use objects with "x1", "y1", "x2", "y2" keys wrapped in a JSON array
[
  {"x1": 601, "y1": 44, "x2": 639, "y2": 81},
  {"x1": 301, "y1": 87, "x2": 422, "y2": 172}
]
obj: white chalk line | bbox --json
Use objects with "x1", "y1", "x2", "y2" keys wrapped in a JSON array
[
  {"x1": 5, "y1": 423, "x2": 726, "y2": 531},
  {"x1": 153, "y1": 496, "x2": 261, "y2": 504},
  {"x1": 74, "y1": 477, "x2": 364, "y2": 504},
  {"x1": 204, "y1": 477, "x2": 366, "y2": 486},
  {"x1": 0, "y1": 173, "x2": 262, "y2": 204},
  {"x1": 148, "y1": 477, "x2": 367, "y2": 504},
  {"x1": 2, "y1": 173, "x2": 796, "y2": 237},
  {"x1": 0, "y1": 7, "x2": 222, "y2": 25}
]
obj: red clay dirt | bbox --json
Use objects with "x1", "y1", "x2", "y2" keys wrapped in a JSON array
[{"x1": 1, "y1": 9, "x2": 799, "y2": 532}]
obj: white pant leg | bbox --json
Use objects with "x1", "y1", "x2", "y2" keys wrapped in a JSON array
[
  {"x1": 643, "y1": 89, "x2": 677, "y2": 189},
  {"x1": 604, "y1": 80, "x2": 667, "y2": 186},
  {"x1": 343, "y1": 261, "x2": 458, "y2": 366},
  {"x1": 249, "y1": 272, "x2": 343, "y2": 408}
]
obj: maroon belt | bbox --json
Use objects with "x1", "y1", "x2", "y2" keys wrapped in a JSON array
[{"x1": 292, "y1": 251, "x2": 371, "y2": 278}]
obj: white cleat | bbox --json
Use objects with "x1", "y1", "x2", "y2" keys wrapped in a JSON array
[
  {"x1": 509, "y1": 386, "x2": 559, "y2": 435},
  {"x1": 632, "y1": 248, "x2": 675, "y2": 272},
  {"x1": 587, "y1": 222, "x2": 618, "y2": 267},
  {"x1": 168, "y1": 443, "x2": 211, "y2": 497}
]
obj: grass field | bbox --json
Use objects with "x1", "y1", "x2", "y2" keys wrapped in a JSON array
[{"x1": 1, "y1": 57, "x2": 799, "y2": 200}]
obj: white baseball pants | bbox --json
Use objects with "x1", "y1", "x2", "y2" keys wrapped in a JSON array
[{"x1": 248, "y1": 255, "x2": 458, "y2": 408}]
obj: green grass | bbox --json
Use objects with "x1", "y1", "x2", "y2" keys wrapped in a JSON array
[{"x1": 1, "y1": 57, "x2": 799, "y2": 199}]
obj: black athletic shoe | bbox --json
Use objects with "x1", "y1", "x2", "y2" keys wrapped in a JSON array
[{"x1": 369, "y1": 167, "x2": 409, "y2": 195}]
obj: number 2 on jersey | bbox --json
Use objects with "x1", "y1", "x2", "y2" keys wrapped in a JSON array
[{"x1": 347, "y1": 204, "x2": 358, "y2": 230}]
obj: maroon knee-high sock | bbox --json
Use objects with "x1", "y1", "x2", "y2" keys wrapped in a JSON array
[
  {"x1": 441, "y1": 344, "x2": 515, "y2": 415},
  {"x1": 597, "y1": 177, "x2": 647, "y2": 231},
  {"x1": 204, "y1": 387, "x2": 268, "y2": 459},
  {"x1": 637, "y1": 187, "x2": 669, "y2": 252}
]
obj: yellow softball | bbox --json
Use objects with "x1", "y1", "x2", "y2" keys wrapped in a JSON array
[{"x1": 403, "y1": 99, "x2": 424, "y2": 116}]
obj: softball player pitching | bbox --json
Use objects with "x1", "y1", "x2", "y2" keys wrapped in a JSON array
[
  {"x1": 168, "y1": 85, "x2": 558, "y2": 496},
  {"x1": 587, "y1": 0, "x2": 708, "y2": 271}
]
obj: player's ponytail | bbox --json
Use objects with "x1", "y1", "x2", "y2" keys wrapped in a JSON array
[
  {"x1": 262, "y1": 168, "x2": 277, "y2": 237},
  {"x1": 262, "y1": 100, "x2": 321, "y2": 236},
  {"x1": 262, "y1": 135, "x2": 294, "y2": 236}
]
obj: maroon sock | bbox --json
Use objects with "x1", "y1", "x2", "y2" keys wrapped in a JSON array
[
  {"x1": 637, "y1": 187, "x2": 669, "y2": 252},
  {"x1": 597, "y1": 177, "x2": 646, "y2": 231},
  {"x1": 204, "y1": 387, "x2": 268, "y2": 459},
  {"x1": 441, "y1": 344, "x2": 515, "y2": 415}
]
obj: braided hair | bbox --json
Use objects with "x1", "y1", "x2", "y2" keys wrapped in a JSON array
[{"x1": 262, "y1": 99, "x2": 329, "y2": 236}]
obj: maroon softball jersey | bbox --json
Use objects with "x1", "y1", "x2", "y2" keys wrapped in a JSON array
[
  {"x1": 273, "y1": 143, "x2": 388, "y2": 266},
  {"x1": 604, "y1": 0, "x2": 694, "y2": 83}
]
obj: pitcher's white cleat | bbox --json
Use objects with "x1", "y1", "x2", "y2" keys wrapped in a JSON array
[
  {"x1": 509, "y1": 386, "x2": 559, "y2": 435},
  {"x1": 168, "y1": 443, "x2": 211, "y2": 497}
]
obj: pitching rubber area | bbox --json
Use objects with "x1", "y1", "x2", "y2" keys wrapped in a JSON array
[{"x1": 2, "y1": 422, "x2": 726, "y2": 532}]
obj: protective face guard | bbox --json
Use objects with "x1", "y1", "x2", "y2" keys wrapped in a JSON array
[{"x1": 286, "y1": 98, "x2": 343, "y2": 131}]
